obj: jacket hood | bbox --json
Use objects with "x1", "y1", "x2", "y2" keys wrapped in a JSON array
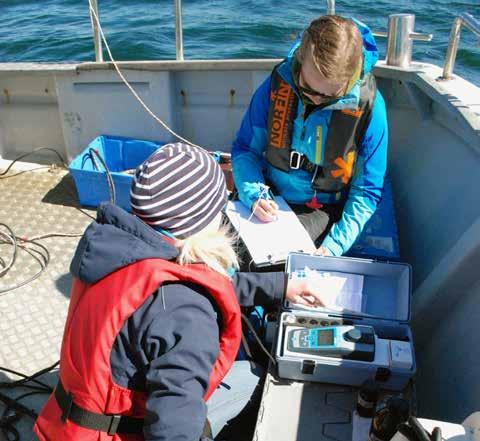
[
  {"x1": 70, "y1": 203, "x2": 179, "y2": 284},
  {"x1": 278, "y1": 17, "x2": 379, "y2": 109}
]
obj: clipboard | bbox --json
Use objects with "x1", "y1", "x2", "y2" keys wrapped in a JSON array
[{"x1": 226, "y1": 196, "x2": 316, "y2": 267}]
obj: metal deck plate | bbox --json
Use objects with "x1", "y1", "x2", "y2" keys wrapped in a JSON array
[
  {"x1": 0, "y1": 167, "x2": 95, "y2": 439},
  {"x1": 254, "y1": 373, "x2": 355, "y2": 441}
]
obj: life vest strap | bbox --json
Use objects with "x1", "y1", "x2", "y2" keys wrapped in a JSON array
[
  {"x1": 289, "y1": 151, "x2": 317, "y2": 173},
  {"x1": 55, "y1": 380, "x2": 143, "y2": 435}
]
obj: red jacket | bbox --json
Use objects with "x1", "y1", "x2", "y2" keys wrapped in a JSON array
[{"x1": 34, "y1": 258, "x2": 241, "y2": 441}]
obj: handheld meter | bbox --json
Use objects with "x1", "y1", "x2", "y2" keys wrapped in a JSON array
[{"x1": 285, "y1": 325, "x2": 375, "y2": 361}]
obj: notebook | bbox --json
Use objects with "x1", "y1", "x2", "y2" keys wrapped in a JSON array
[{"x1": 226, "y1": 196, "x2": 316, "y2": 266}]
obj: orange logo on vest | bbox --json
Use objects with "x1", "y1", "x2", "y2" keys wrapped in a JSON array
[
  {"x1": 341, "y1": 108, "x2": 363, "y2": 118},
  {"x1": 270, "y1": 80, "x2": 294, "y2": 148},
  {"x1": 331, "y1": 151, "x2": 356, "y2": 184}
]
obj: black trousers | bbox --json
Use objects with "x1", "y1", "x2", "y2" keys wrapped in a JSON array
[{"x1": 289, "y1": 203, "x2": 344, "y2": 247}]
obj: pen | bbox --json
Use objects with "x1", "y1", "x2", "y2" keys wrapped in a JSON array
[{"x1": 263, "y1": 186, "x2": 279, "y2": 221}]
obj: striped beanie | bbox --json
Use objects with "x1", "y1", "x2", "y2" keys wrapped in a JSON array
[{"x1": 130, "y1": 143, "x2": 227, "y2": 239}]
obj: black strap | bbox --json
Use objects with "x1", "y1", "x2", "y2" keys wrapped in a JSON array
[
  {"x1": 292, "y1": 151, "x2": 318, "y2": 174},
  {"x1": 55, "y1": 380, "x2": 144, "y2": 435}
]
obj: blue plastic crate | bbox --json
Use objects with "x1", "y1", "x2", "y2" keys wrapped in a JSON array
[
  {"x1": 346, "y1": 175, "x2": 400, "y2": 261},
  {"x1": 69, "y1": 135, "x2": 165, "y2": 211}
]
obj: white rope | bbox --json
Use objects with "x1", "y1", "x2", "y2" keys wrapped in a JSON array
[{"x1": 87, "y1": 0, "x2": 207, "y2": 151}]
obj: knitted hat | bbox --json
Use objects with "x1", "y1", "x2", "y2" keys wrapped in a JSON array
[{"x1": 130, "y1": 143, "x2": 227, "y2": 239}]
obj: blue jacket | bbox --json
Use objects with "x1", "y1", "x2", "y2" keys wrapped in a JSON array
[
  {"x1": 69, "y1": 203, "x2": 286, "y2": 441},
  {"x1": 232, "y1": 19, "x2": 388, "y2": 256}
]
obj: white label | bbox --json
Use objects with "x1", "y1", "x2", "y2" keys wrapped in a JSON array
[
  {"x1": 389, "y1": 340, "x2": 413, "y2": 369},
  {"x1": 365, "y1": 236, "x2": 394, "y2": 253}
]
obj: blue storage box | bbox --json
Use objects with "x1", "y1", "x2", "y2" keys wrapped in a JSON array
[
  {"x1": 69, "y1": 135, "x2": 165, "y2": 211},
  {"x1": 347, "y1": 175, "x2": 400, "y2": 261}
]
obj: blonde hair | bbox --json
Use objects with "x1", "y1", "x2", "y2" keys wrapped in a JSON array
[
  {"x1": 297, "y1": 15, "x2": 363, "y2": 86},
  {"x1": 176, "y1": 216, "x2": 239, "y2": 277}
]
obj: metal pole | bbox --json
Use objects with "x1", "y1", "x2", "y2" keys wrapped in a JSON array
[
  {"x1": 386, "y1": 14, "x2": 415, "y2": 68},
  {"x1": 175, "y1": 0, "x2": 184, "y2": 61},
  {"x1": 442, "y1": 13, "x2": 480, "y2": 79},
  {"x1": 326, "y1": 0, "x2": 335, "y2": 15},
  {"x1": 442, "y1": 17, "x2": 462, "y2": 79},
  {"x1": 89, "y1": 0, "x2": 103, "y2": 62},
  {"x1": 461, "y1": 12, "x2": 480, "y2": 38}
]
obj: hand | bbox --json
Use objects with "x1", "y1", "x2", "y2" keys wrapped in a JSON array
[
  {"x1": 314, "y1": 246, "x2": 331, "y2": 256},
  {"x1": 285, "y1": 278, "x2": 326, "y2": 307},
  {"x1": 252, "y1": 198, "x2": 279, "y2": 222}
]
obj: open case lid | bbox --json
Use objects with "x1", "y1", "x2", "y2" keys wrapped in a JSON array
[{"x1": 285, "y1": 253, "x2": 412, "y2": 323}]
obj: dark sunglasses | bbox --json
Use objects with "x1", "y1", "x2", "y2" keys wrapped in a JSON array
[
  {"x1": 293, "y1": 56, "x2": 343, "y2": 101},
  {"x1": 296, "y1": 82, "x2": 339, "y2": 101}
]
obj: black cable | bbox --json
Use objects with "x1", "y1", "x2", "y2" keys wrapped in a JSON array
[
  {"x1": 0, "y1": 224, "x2": 17, "y2": 278},
  {"x1": 0, "y1": 362, "x2": 59, "y2": 440},
  {"x1": 0, "y1": 361, "x2": 60, "y2": 441},
  {"x1": 0, "y1": 225, "x2": 75, "y2": 296},
  {"x1": 0, "y1": 391, "x2": 34, "y2": 441},
  {"x1": 0, "y1": 393, "x2": 37, "y2": 419},
  {"x1": 408, "y1": 416, "x2": 434, "y2": 441},
  {"x1": 0, "y1": 147, "x2": 96, "y2": 222},
  {"x1": 0, "y1": 233, "x2": 50, "y2": 295},
  {"x1": 0, "y1": 361, "x2": 58, "y2": 392},
  {"x1": 241, "y1": 313, "x2": 277, "y2": 366},
  {"x1": 0, "y1": 148, "x2": 68, "y2": 178},
  {"x1": 0, "y1": 166, "x2": 53, "y2": 180},
  {"x1": 88, "y1": 148, "x2": 116, "y2": 204},
  {"x1": 18, "y1": 245, "x2": 49, "y2": 270}
]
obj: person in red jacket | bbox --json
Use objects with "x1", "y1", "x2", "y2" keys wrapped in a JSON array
[{"x1": 34, "y1": 142, "x2": 327, "y2": 441}]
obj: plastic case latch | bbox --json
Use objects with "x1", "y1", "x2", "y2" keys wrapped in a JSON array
[
  {"x1": 375, "y1": 367, "x2": 391, "y2": 382},
  {"x1": 301, "y1": 360, "x2": 315, "y2": 375}
]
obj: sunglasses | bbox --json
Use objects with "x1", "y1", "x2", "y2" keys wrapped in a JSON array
[
  {"x1": 293, "y1": 56, "x2": 345, "y2": 102},
  {"x1": 297, "y1": 80, "x2": 339, "y2": 101}
]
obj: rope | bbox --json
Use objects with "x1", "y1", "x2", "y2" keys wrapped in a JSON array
[{"x1": 87, "y1": 0, "x2": 207, "y2": 152}]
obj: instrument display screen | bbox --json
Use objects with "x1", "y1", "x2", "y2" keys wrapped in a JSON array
[{"x1": 317, "y1": 329, "x2": 334, "y2": 345}]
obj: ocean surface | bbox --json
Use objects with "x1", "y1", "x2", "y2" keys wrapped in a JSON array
[{"x1": 0, "y1": 0, "x2": 478, "y2": 85}]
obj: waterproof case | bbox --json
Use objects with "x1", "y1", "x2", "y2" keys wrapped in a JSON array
[{"x1": 275, "y1": 253, "x2": 415, "y2": 390}]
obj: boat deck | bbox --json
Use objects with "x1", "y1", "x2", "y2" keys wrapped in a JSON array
[{"x1": 0, "y1": 166, "x2": 94, "y2": 439}]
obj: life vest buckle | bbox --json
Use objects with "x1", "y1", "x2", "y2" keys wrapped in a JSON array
[
  {"x1": 107, "y1": 414, "x2": 121, "y2": 435},
  {"x1": 290, "y1": 151, "x2": 302, "y2": 170}
]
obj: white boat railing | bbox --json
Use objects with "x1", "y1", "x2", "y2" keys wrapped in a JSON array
[
  {"x1": 174, "y1": 0, "x2": 184, "y2": 61},
  {"x1": 87, "y1": 0, "x2": 336, "y2": 62},
  {"x1": 88, "y1": 0, "x2": 103, "y2": 62},
  {"x1": 441, "y1": 13, "x2": 480, "y2": 80},
  {"x1": 85, "y1": 1, "x2": 478, "y2": 81}
]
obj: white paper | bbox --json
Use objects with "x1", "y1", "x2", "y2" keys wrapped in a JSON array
[
  {"x1": 290, "y1": 268, "x2": 364, "y2": 313},
  {"x1": 226, "y1": 197, "x2": 316, "y2": 266}
]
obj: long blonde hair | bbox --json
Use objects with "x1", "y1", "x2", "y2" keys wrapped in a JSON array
[{"x1": 175, "y1": 214, "x2": 239, "y2": 277}]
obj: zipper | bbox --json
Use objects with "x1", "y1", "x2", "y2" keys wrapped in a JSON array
[{"x1": 300, "y1": 105, "x2": 307, "y2": 141}]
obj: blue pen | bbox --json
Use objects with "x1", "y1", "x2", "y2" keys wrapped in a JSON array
[{"x1": 262, "y1": 185, "x2": 278, "y2": 221}]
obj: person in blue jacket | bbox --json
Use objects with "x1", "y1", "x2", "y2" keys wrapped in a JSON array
[{"x1": 232, "y1": 15, "x2": 388, "y2": 257}]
